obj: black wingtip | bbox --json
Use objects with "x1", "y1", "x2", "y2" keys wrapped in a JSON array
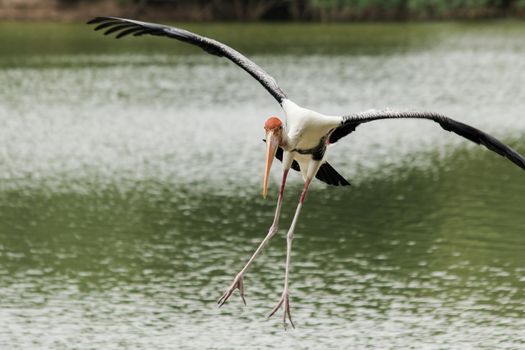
[
  {"x1": 104, "y1": 24, "x2": 135, "y2": 36},
  {"x1": 94, "y1": 21, "x2": 118, "y2": 31},
  {"x1": 116, "y1": 27, "x2": 142, "y2": 39},
  {"x1": 133, "y1": 30, "x2": 149, "y2": 37},
  {"x1": 438, "y1": 117, "x2": 525, "y2": 172},
  {"x1": 87, "y1": 16, "x2": 122, "y2": 26},
  {"x1": 86, "y1": 18, "x2": 99, "y2": 25},
  {"x1": 87, "y1": 17, "x2": 109, "y2": 25}
]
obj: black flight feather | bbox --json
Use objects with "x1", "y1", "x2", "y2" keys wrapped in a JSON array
[
  {"x1": 331, "y1": 109, "x2": 525, "y2": 172},
  {"x1": 87, "y1": 16, "x2": 287, "y2": 104}
]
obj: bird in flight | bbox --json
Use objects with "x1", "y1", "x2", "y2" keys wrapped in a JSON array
[{"x1": 88, "y1": 17, "x2": 525, "y2": 328}]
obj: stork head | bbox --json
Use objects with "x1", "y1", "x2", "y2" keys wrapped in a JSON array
[{"x1": 263, "y1": 116, "x2": 284, "y2": 199}]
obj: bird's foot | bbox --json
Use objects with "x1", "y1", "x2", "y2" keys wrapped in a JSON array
[
  {"x1": 217, "y1": 273, "x2": 246, "y2": 307},
  {"x1": 268, "y1": 292, "x2": 295, "y2": 329}
]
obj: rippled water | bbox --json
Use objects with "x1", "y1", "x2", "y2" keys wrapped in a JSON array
[{"x1": 0, "y1": 22, "x2": 524, "y2": 349}]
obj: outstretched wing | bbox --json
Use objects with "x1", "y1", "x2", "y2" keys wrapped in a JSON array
[
  {"x1": 87, "y1": 16, "x2": 287, "y2": 104},
  {"x1": 330, "y1": 109, "x2": 525, "y2": 171}
]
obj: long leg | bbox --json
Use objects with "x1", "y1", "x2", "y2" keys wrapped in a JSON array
[
  {"x1": 268, "y1": 159, "x2": 322, "y2": 328},
  {"x1": 218, "y1": 151, "x2": 294, "y2": 307}
]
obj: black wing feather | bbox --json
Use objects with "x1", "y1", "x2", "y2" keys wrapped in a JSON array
[
  {"x1": 94, "y1": 21, "x2": 122, "y2": 31},
  {"x1": 104, "y1": 24, "x2": 136, "y2": 36},
  {"x1": 329, "y1": 122, "x2": 359, "y2": 144},
  {"x1": 116, "y1": 27, "x2": 147, "y2": 39},
  {"x1": 87, "y1": 16, "x2": 287, "y2": 104},
  {"x1": 331, "y1": 110, "x2": 525, "y2": 171}
]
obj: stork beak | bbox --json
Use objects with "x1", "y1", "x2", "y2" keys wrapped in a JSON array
[{"x1": 263, "y1": 130, "x2": 279, "y2": 199}]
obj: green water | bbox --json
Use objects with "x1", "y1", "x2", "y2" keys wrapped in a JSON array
[{"x1": 0, "y1": 22, "x2": 524, "y2": 349}]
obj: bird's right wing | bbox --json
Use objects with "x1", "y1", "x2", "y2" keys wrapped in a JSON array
[
  {"x1": 329, "y1": 109, "x2": 525, "y2": 171},
  {"x1": 87, "y1": 17, "x2": 287, "y2": 104}
]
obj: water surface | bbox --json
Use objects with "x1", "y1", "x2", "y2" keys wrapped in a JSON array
[{"x1": 0, "y1": 22, "x2": 524, "y2": 349}]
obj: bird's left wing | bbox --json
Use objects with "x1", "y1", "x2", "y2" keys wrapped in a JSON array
[
  {"x1": 329, "y1": 109, "x2": 525, "y2": 171},
  {"x1": 87, "y1": 17, "x2": 287, "y2": 104}
]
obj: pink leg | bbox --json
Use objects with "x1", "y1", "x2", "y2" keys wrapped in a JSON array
[
  {"x1": 218, "y1": 170, "x2": 289, "y2": 307},
  {"x1": 268, "y1": 177, "x2": 314, "y2": 328}
]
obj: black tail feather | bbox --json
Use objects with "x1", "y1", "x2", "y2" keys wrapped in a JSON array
[
  {"x1": 268, "y1": 141, "x2": 350, "y2": 186},
  {"x1": 316, "y1": 162, "x2": 351, "y2": 186}
]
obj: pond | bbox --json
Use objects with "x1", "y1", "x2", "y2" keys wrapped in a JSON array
[{"x1": 0, "y1": 21, "x2": 524, "y2": 349}]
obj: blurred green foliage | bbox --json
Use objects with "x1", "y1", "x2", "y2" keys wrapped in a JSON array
[
  {"x1": 57, "y1": 0, "x2": 525, "y2": 20},
  {"x1": 308, "y1": 0, "x2": 525, "y2": 19}
]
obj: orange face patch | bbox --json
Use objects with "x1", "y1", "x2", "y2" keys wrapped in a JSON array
[{"x1": 264, "y1": 116, "x2": 282, "y2": 131}]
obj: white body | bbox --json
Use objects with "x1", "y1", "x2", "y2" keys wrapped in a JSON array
[{"x1": 281, "y1": 99, "x2": 342, "y2": 180}]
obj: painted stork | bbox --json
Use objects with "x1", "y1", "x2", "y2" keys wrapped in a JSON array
[{"x1": 88, "y1": 17, "x2": 525, "y2": 328}]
